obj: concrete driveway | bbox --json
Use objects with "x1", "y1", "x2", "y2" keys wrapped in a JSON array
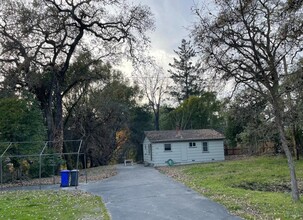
[{"x1": 79, "y1": 164, "x2": 242, "y2": 220}]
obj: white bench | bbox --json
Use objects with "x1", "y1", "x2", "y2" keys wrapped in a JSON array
[{"x1": 124, "y1": 159, "x2": 133, "y2": 166}]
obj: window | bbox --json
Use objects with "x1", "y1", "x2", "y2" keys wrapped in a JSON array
[
  {"x1": 202, "y1": 142, "x2": 208, "y2": 152},
  {"x1": 189, "y1": 142, "x2": 196, "y2": 148},
  {"x1": 164, "y1": 143, "x2": 171, "y2": 151}
]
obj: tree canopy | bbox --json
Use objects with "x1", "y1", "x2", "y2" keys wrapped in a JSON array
[
  {"x1": 161, "y1": 92, "x2": 223, "y2": 130},
  {"x1": 0, "y1": 0, "x2": 154, "y2": 152},
  {"x1": 0, "y1": 98, "x2": 46, "y2": 143}
]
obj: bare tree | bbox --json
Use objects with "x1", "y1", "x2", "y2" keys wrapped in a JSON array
[
  {"x1": 134, "y1": 59, "x2": 168, "y2": 130},
  {"x1": 192, "y1": 0, "x2": 303, "y2": 201},
  {"x1": 0, "y1": 0, "x2": 154, "y2": 152}
]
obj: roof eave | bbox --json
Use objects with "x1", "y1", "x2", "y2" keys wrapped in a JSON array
[{"x1": 149, "y1": 137, "x2": 225, "y2": 143}]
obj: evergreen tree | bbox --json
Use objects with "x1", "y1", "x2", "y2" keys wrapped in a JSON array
[
  {"x1": 168, "y1": 39, "x2": 202, "y2": 102},
  {"x1": 0, "y1": 98, "x2": 46, "y2": 143}
]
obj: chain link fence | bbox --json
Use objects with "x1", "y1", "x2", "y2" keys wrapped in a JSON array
[{"x1": 0, "y1": 140, "x2": 86, "y2": 189}]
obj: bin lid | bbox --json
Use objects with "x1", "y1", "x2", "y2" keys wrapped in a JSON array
[
  {"x1": 60, "y1": 170, "x2": 70, "y2": 173},
  {"x1": 71, "y1": 169, "x2": 79, "y2": 172}
]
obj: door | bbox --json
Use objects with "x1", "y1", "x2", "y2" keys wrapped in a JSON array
[
  {"x1": 148, "y1": 144, "x2": 152, "y2": 161},
  {"x1": 181, "y1": 145, "x2": 188, "y2": 161}
]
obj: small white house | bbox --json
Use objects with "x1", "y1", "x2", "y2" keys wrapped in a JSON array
[{"x1": 143, "y1": 129, "x2": 225, "y2": 166}]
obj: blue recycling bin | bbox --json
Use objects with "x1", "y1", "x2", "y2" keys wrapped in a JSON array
[{"x1": 60, "y1": 170, "x2": 70, "y2": 187}]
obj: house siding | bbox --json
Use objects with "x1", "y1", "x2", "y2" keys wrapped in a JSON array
[
  {"x1": 153, "y1": 142, "x2": 182, "y2": 165},
  {"x1": 144, "y1": 139, "x2": 224, "y2": 166}
]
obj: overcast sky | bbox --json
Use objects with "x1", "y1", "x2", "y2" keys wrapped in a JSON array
[
  {"x1": 118, "y1": 1, "x2": 231, "y2": 98},
  {"x1": 127, "y1": 0, "x2": 230, "y2": 98},
  {"x1": 119, "y1": 0, "x2": 198, "y2": 74},
  {"x1": 141, "y1": 0, "x2": 196, "y2": 52}
]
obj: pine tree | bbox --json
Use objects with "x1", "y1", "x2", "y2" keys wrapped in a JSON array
[{"x1": 168, "y1": 39, "x2": 202, "y2": 102}]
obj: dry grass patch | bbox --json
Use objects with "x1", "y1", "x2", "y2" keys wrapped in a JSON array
[{"x1": 158, "y1": 156, "x2": 303, "y2": 220}]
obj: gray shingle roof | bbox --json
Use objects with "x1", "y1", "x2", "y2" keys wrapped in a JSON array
[{"x1": 144, "y1": 129, "x2": 224, "y2": 143}]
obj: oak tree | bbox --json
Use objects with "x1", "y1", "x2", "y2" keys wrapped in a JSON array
[
  {"x1": 0, "y1": 0, "x2": 154, "y2": 152},
  {"x1": 192, "y1": 0, "x2": 303, "y2": 201}
]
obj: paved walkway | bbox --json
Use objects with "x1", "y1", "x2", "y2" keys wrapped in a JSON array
[{"x1": 79, "y1": 164, "x2": 242, "y2": 220}]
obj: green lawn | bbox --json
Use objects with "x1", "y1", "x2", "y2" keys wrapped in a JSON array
[
  {"x1": 158, "y1": 156, "x2": 303, "y2": 220},
  {"x1": 0, "y1": 190, "x2": 110, "y2": 220}
]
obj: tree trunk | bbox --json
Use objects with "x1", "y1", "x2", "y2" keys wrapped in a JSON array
[
  {"x1": 153, "y1": 105, "x2": 160, "y2": 131},
  {"x1": 45, "y1": 102, "x2": 54, "y2": 143},
  {"x1": 40, "y1": 96, "x2": 63, "y2": 153},
  {"x1": 277, "y1": 122, "x2": 299, "y2": 201},
  {"x1": 53, "y1": 89, "x2": 64, "y2": 153},
  {"x1": 32, "y1": 71, "x2": 64, "y2": 153},
  {"x1": 154, "y1": 111, "x2": 160, "y2": 130},
  {"x1": 273, "y1": 99, "x2": 300, "y2": 201},
  {"x1": 46, "y1": 72, "x2": 64, "y2": 153}
]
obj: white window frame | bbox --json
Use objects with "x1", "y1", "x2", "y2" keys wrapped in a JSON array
[
  {"x1": 164, "y1": 143, "x2": 172, "y2": 152},
  {"x1": 189, "y1": 142, "x2": 196, "y2": 148},
  {"x1": 202, "y1": 142, "x2": 209, "y2": 152}
]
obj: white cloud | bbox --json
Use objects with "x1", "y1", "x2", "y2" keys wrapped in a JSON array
[{"x1": 149, "y1": 48, "x2": 174, "y2": 72}]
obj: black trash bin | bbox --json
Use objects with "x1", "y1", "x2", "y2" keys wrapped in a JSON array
[
  {"x1": 60, "y1": 170, "x2": 70, "y2": 187},
  {"x1": 70, "y1": 169, "x2": 79, "y2": 186}
]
